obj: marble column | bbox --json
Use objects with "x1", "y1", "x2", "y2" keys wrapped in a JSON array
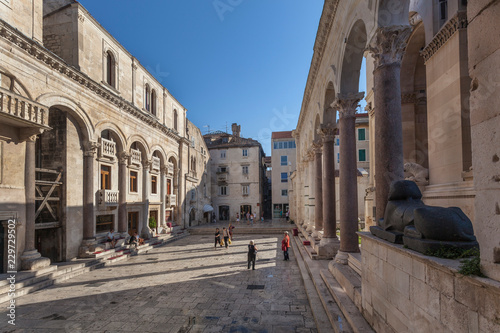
[
  {"x1": 312, "y1": 140, "x2": 323, "y2": 236},
  {"x1": 305, "y1": 150, "x2": 315, "y2": 233},
  {"x1": 118, "y1": 152, "x2": 129, "y2": 235},
  {"x1": 335, "y1": 93, "x2": 364, "y2": 264},
  {"x1": 369, "y1": 25, "x2": 411, "y2": 222},
  {"x1": 21, "y1": 136, "x2": 50, "y2": 270},
  {"x1": 160, "y1": 166, "x2": 167, "y2": 228},
  {"x1": 142, "y1": 159, "x2": 152, "y2": 237},
  {"x1": 319, "y1": 124, "x2": 340, "y2": 257}
]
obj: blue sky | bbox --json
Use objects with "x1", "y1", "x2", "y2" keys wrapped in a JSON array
[{"x1": 78, "y1": 1, "x2": 365, "y2": 155}]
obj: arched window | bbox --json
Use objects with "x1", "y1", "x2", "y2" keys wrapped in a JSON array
[
  {"x1": 151, "y1": 89, "x2": 157, "y2": 115},
  {"x1": 106, "y1": 51, "x2": 115, "y2": 87},
  {"x1": 145, "y1": 84, "x2": 150, "y2": 111},
  {"x1": 173, "y1": 110, "x2": 178, "y2": 131}
]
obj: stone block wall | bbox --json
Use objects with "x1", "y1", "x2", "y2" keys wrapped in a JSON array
[{"x1": 360, "y1": 233, "x2": 500, "y2": 333}]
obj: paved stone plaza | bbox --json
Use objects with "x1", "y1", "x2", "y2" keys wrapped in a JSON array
[{"x1": 0, "y1": 233, "x2": 317, "y2": 333}]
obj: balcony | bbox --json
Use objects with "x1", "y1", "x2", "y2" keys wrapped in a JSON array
[
  {"x1": 0, "y1": 87, "x2": 50, "y2": 139},
  {"x1": 97, "y1": 189, "x2": 119, "y2": 208},
  {"x1": 152, "y1": 156, "x2": 161, "y2": 171},
  {"x1": 167, "y1": 162, "x2": 174, "y2": 176},
  {"x1": 130, "y1": 148, "x2": 141, "y2": 166},
  {"x1": 100, "y1": 138, "x2": 116, "y2": 159},
  {"x1": 167, "y1": 194, "x2": 177, "y2": 206}
]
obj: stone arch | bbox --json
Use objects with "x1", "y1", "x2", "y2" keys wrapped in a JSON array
[
  {"x1": 0, "y1": 66, "x2": 33, "y2": 100},
  {"x1": 314, "y1": 114, "x2": 321, "y2": 141},
  {"x1": 150, "y1": 145, "x2": 167, "y2": 166},
  {"x1": 340, "y1": 19, "x2": 367, "y2": 95},
  {"x1": 36, "y1": 93, "x2": 94, "y2": 142},
  {"x1": 400, "y1": 22, "x2": 429, "y2": 169},
  {"x1": 95, "y1": 121, "x2": 126, "y2": 152},
  {"x1": 126, "y1": 134, "x2": 151, "y2": 155},
  {"x1": 323, "y1": 81, "x2": 337, "y2": 125},
  {"x1": 376, "y1": 0, "x2": 411, "y2": 26}
]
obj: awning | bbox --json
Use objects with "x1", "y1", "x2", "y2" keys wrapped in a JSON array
[{"x1": 203, "y1": 204, "x2": 214, "y2": 213}]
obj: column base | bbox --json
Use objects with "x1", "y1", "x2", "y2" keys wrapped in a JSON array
[
  {"x1": 334, "y1": 250, "x2": 349, "y2": 265},
  {"x1": 305, "y1": 223, "x2": 315, "y2": 233},
  {"x1": 315, "y1": 237, "x2": 340, "y2": 259},
  {"x1": 79, "y1": 238, "x2": 98, "y2": 258},
  {"x1": 311, "y1": 229, "x2": 323, "y2": 239},
  {"x1": 20, "y1": 250, "x2": 50, "y2": 270}
]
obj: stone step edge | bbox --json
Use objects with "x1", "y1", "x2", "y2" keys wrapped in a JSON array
[
  {"x1": 329, "y1": 260, "x2": 362, "y2": 310},
  {"x1": 296, "y1": 232, "x2": 319, "y2": 260},
  {"x1": 291, "y1": 234, "x2": 352, "y2": 333},
  {"x1": 320, "y1": 268, "x2": 374, "y2": 333}
]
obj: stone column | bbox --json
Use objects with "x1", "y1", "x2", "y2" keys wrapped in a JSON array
[
  {"x1": 79, "y1": 140, "x2": 99, "y2": 257},
  {"x1": 118, "y1": 152, "x2": 129, "y2": 236},
  {"x1": 312, "y1": 140, "x2": 323, "y2": 237},
  {"x1": 318, "y1": 124, "x2": 340, "y2": 258},
  {"x1": 369, "y1": 25, "x2": 411, "y2": 222},
  {"x1": 21, "y1": 136, "x2": 50, "y2": 270},
  {"x1": 305, "y1": 149, "x2": 315, "y2": 233},
  {"x1": 335, "y1": 93, "x2": 364, "y2": 264},
  {"x1": 142, "y1": 159, "x2": 152, "y2": 238},
  {"x1": 160, "y1": 166, "x2": 167, "y2": 228}
]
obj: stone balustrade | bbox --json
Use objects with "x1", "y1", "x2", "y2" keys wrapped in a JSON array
[
  {"x1": 0, "y1": 87, "x2": 49, "y2": 130},
  {"x1": 167, "y1": 162, "x2": 174, "y2": 175},
  {"x1": 168, "y1": 194, "x2": 177, "y2": 206},
  {"x1": 152, "y1": 156, "x2": 161, "y2": 171},
  {"x1": 130, "y1": 148, "x2": 141, "y2": 165},
  {"x1": 100, "y1": 138, "x2": 116, "y2": 159},
  {"x1": 97, "y1": 189, "x2": 119, "y2": 208}
]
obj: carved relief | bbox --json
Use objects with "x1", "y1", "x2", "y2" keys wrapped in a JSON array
[{"x1": 368, "y1": 25, "x2": 412, "y2": 69}]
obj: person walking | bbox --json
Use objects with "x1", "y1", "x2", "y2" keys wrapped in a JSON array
[
  {"x1": 282, "y1": 231, "x2": 290, "y2": 260},
  {"x1": 285, "y1": 210, "x2": 290, "y2": 222},
  {"x1": 236, "y1": 213, "x2": 240, "y2": 224},
  {"x1": 228, "y1": 223, "x2": 235, "y2": 240},
  {"x1": 222, "y1": 227, "x2": 230, "y2": 249},
  {"x1": 215, "y1": 228, "x2": 221, "y2": 249},
  {"x1": 247, "y1": 240, "x2": 258, "y2": 270}
]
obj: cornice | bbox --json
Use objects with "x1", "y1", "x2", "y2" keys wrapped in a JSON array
[
  {"x1": 297, "y1": 0, "x2": 340, "y2": 132},
  {"x1": 421, "y1": 11, "x2": 467, "y2": 63},
  {"x1": 0, "y1": 19, "x2": 182, "y2": 142}
]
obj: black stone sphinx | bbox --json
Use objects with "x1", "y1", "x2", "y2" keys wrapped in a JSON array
[{"x1": 370, "y1": 180, "x2": 478, "y2": 254}]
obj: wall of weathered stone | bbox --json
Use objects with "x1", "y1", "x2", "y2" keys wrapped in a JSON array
[{"x1": 360, "y1": 233, "x2": 500, "y2": 333}]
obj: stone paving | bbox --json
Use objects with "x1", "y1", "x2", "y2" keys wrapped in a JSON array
[{"x1": 0, "y1": 233, "x2": 318, "y2": 333}]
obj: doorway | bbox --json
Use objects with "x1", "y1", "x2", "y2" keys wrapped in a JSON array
[
  {"x1": 128, "y1": 212, "x2": 139, "y2": 236},
  {"x1": 219, "y1": 206, "x2": 229, "y2": 221}
]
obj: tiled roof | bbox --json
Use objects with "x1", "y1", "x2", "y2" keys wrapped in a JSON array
[{"x1": 272, "y1": 131, "x2": 294, "y2": 139}]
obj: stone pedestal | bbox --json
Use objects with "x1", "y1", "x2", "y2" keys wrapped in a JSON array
[
  {"x1": 316, "y1": 237, "x2": 340, "y2": 259},
  {"x1": 20, "y1": 250, "x2": 51, "y2": 270},
  {"x1": 79, "y1": 238, "x2": 98, "y2": 258}
]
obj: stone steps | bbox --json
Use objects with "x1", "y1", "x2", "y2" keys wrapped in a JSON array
[
  {"x1": 291, "y1": 233, "x2": 352, "y2": 333},
  {"x1": 0, "y1": 228, "x2": 190, "y2": 305}
]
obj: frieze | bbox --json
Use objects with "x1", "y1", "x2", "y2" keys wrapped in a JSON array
[
  {"x1": 0, "y1": 20, "x2": 182, "y2": 142},
  {"x1": 421, "y1": 11, "x2": 467, "y2": 63}
]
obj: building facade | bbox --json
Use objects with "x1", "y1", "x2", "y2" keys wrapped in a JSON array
[
  {"x1": 204, "y1": 124, "x2": 266, "y2": 222},
  {"x1": 271, "y1": 131, "x2": 296, "y2": 218},
  {"x1": 0, "y1": 0, "x2": 209, "y2": 272}
]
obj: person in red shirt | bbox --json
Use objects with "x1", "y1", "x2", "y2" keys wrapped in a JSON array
[{"x1": 281, "y1": 231, "x2": 290, "y2": 261}]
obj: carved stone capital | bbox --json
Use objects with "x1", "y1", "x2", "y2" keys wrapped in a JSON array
[
  {"x1": 336, "y1": 92, "x2": 365, "y2": 119},
  {"x1": 319, "y1": 123, "x2": 336, "y2": 142},
  {"x1": 312, "y1": 140, "x2": 323, "y2": 154},
  {"x1": 368, "y1": 25, "x2": 412, "y2": 69},
  {"x1": 118, "y1": 151, "x2": 130, "y2": 165},
  {"x1": 142, "y1": 159, "x2": 152, "y2": 170},
  {"x1": 83, "y1": 141, "x2": 100, "y2": 157}
]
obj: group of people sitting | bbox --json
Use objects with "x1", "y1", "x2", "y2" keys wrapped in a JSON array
[{"x1": 106, "y1": 228, "x2": 144, "y2": 250}]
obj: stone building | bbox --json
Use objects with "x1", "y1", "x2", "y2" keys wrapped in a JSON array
[
  {"x1": 0, "y1": 0, "x2": 209, "y2": 272},
  {"x1": 292, "y1": 0, "x2": 500, "y2": 331},
  {"x1": 204, "y1": 124, "x2": 266, "y2": 222},
  {"x1": 271, "y1": 131, "x2": 297, "y2": 218}
]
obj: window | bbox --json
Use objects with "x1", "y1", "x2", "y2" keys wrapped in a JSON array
[
  {"x1": 173, "y1": 110, "x2": 178, "y2": 131},
  {"x1": 151, "y1": 175, "x2": 157, "y2": 194},
  {"x1": 358, "y1": 128, "x2": 366, "y2": 141},
  {"x1": 218, "y1": 166, "x2": 228, "y2": 173},
  {"x1": 191, "y1": 189, "x2": 196, "y2": 200},
  {"x1": 242, "y1": 166, "x2": 249, "y2": 174},
  {"x1": 151, "y1": 89, "x2": 157, "y2": 115},
  {"x1": 101, "y1": 165, "x2": 111, "y2": 190},
  {"x1": 273, "y1": 142, "x2": 278, "y2": 150},
  {"x1": 222, "y1": 137, "x2": 229, "y2": 143},
  {"x1": 439, "y1": 0, "x2": 448, "y2": 23},
  {"x1": 337, "y1": 153, "x2": 340, "y2": 163},
  {"x1": 167, "y1": 178, "x2": 172, "y2": 194},
  {"x1": 281, "y1": 189, "x2": 288, "y2": 196},
  {"x1": 281, "y1": 172, "x2": 288, "y2": 183},
  {"x1": 242, "y1": 149, "x2": 248, "y2": 157},
  {"x1": 281, "y1": 156, "x2": 288, "y2": 166},
  {"x1": 242, "y1": 185, "x2": 249, "y2": 195},
  {"x1": 336, "y1": 138, "x2": 340, "y2": 146},
  {"x1": 145, "y1": 84, "x2": 150, "y2": 111},
  {"x1": 284, "y1": 141, "x2": 288, "y2": 149},
  {"x1": 278, "y1": 142, "x2": 283, "y2": 149},
  {"x1": 359, "y1": 149, "x2": 366, "y2": 162},
  {"x1": 130, "y1": 171, "x2": 138, "y2": 192},
  {"x1": 106, "y1": 51, "x2": 115, "y2": 88},
  {"x1": 220, "y1": 150, "x2": 226, "y2": 159},
  {"x1": 219, "y1": 186, "x2": 227, "y2": 196}
]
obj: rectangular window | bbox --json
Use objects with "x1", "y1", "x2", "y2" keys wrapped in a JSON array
[
  {"x1": 101, "y1": 165, "x2": 111, "y2": 190},
  {"x1": 281, "y1": 155, "x2": 288, "y2": 166},
  {"x1": 281, "y1": 172, "x2": 288, "y2": 183},
  {"x1": 358, "y1": 128, "x2": 366, "y2": 141},
  {"x1": 242, "y1": 166, "x2": 249, "y2": 174},
  {"x1": 151, "y1": 175, "x2": 157, "y2": 194},
  {"x1": 284, "y1": 141, "x2": 288, "y2": 149},
  {"x1": 220, "y1": 150, "x2": 226, "y2": 159},
  {"x1": 336, "y1": 138, "x2": 340, "y2": 146},
  {"x1": 242, "y1": 185, "x2": 249, "y2": 195},
  {"x1": 167, "y1": 178, "x2": 172, "y2": 194},
  {"x1": 337, "y1": 153, "x2": 340, "y2": 164},
  {"x1": 219, "y1": 186, "x2": 227, "y2": 196},
  {"x1": 273, "y1": 142, "x2": 278, "y2": 149},
  {"x1": 359, "y1": 149, "x2": 366, "y2": 162},
  {"x1": 130, "y1": 171, "x2": 138, "y2": 192},
  {"x1": 281, "y1": 189, "x2": 288, "y2": 196},
  {"x1": 96, "y1": 214, "x2": 113, "y2": 233},
  {"x1": 278, "y1": 142, "x2": 283, "y2": 149},
  {"x1": 218, "y1": 166, "x2": 228, "y2": 173},
  {"x1": 242, "y1": 149, "x2": 248, "y2": 157},
  {"x1": 289, "y1": 140, "x2": 296, "y2": 148}
]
